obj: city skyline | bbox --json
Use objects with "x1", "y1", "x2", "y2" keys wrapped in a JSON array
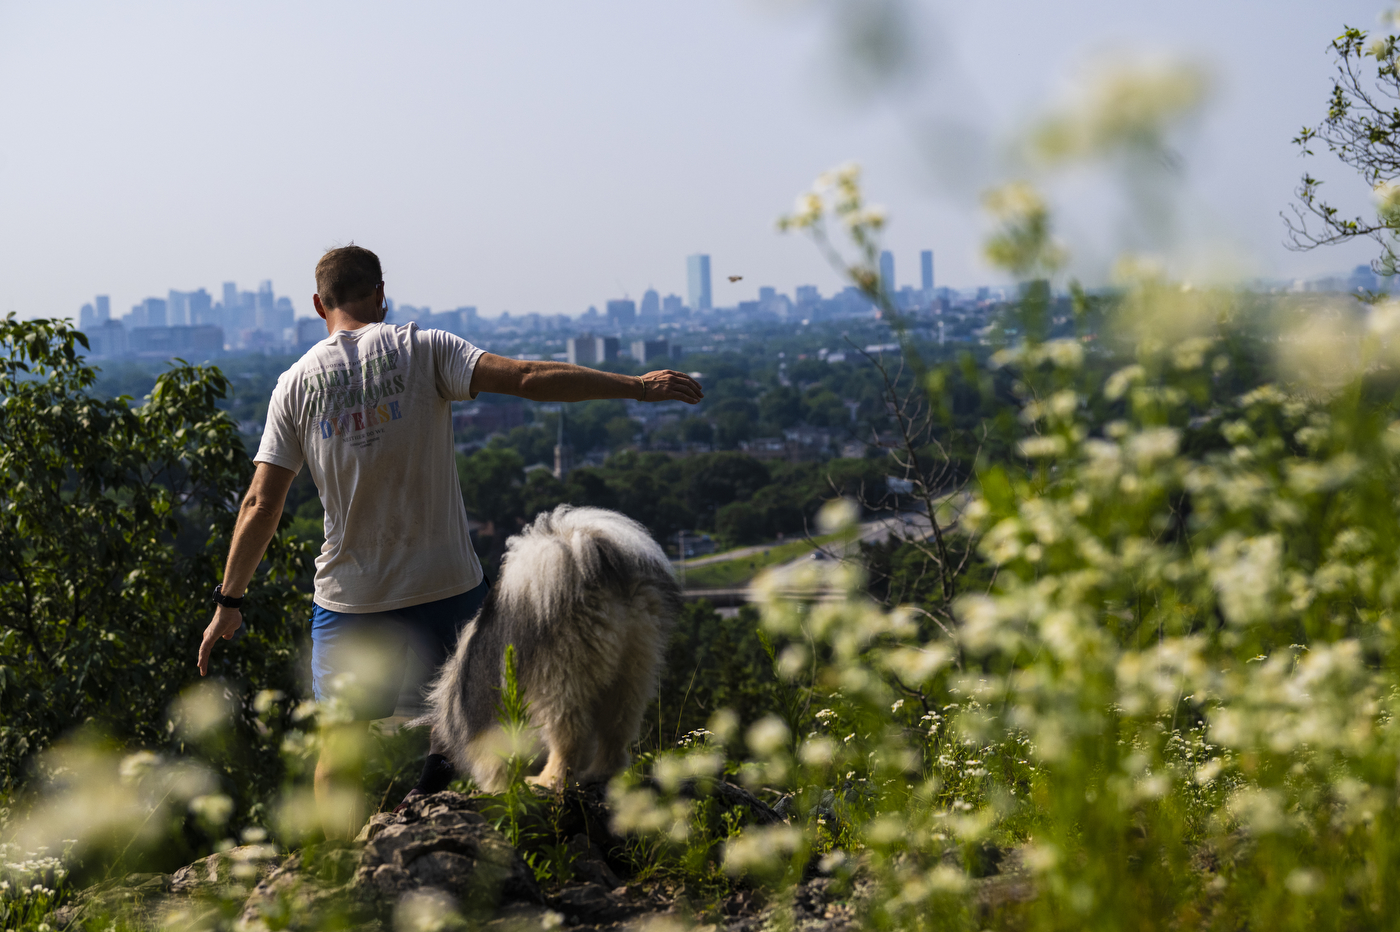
[
  {"x1": 71, "y1": 240, "x2": 1383, "y2": 356},
  {"x1": 71, "y1": 246, "x2": 952, "y2": 332},
  {"x1": 0, "y1": 1, "x2": 1386, "y2": 323}
]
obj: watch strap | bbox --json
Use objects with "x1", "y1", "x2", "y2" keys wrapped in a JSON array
[{"x1": 212, "y1": 583, "x2": 245, "y2": 610}]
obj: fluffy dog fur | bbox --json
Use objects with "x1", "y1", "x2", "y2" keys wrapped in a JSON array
[{"x1": 428, "y1": 505, "x2": 681, "y2": 792}]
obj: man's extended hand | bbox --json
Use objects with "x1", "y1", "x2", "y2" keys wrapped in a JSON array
[
  {"x1": 198, "y1": 606, "x2": 243, "y2": 676},
  {"x1": 638, "y1": 370, "x2": 704, "y2": 404}
]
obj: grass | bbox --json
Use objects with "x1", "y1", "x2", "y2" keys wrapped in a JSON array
[{"x1": 681, "y1": 533, "x2": 841, "y2": 589}]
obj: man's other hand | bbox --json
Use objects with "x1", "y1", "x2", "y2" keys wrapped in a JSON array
[
  {"x1": 198, "y1": 606, "x2": 243, "y2": 676},
  {"x1": 639, "y1": 370, "x2": 704, "y2": 404}
]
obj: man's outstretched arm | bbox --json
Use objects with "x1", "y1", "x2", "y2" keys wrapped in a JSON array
[
  {"x1": 469, "y1": 354, "x2": 704, "y2": 404},
  {"x1": 198, "y1": 461, "x2": 297, "y2": 675}
]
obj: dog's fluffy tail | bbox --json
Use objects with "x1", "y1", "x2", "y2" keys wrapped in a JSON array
[{"x1": 494, "y1": 504, "x2": 678, "y2": 624}]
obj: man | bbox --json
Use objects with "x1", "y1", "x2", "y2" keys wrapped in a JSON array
[{"x1": 196, "y1": 245, "x2": 702, "y2": 837}]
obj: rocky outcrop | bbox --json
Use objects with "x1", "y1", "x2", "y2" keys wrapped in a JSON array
[
  {"x1": 353, "y1": 793, "x2": 539, "y2": 911},
  {"x1": 48, "y1": 784, "x2": 888, "y2": 931},
  {"x1": 48, "y1": 844, "x2": 283, "y2": 930}
]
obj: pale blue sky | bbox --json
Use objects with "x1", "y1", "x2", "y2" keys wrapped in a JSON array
[{"x1": 0, "y1": 0, "x2": 1385, "y2": 320}]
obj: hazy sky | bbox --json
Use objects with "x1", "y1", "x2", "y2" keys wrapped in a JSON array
[{"x1": 0, "y1": 0, "x2": 1386, "y2": 321}]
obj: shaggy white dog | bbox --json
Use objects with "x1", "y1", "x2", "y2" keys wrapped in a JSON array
[{"x1": 428, "y1": 505, "x2": 680, "y2": 791}]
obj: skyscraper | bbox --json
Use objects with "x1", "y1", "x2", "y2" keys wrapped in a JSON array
[
  {"x1": 167, "y1": 290, "x2": 188, "y2": 327},
  {"x1": 606, "y1": 299, "x2": 636, "y2": 329},
  {"x1": 687, "y1": 254, "x2": 711, "y2": 311},
  {"x1": 639, "y1": 288, "x2": 660, "y2": 324},
  {"x1": 95, "y1": 295, "x2": 110, "y2": 321},
  {"x1": 921, "y1": 250, "x2": 934, "y2": 293},
  {"x1": 631, "y1": 339, "x2": 669, "y2": 364},
  {"x1": 188, "y1": 289, "x2": 213, "y2": 326},
  {"x1": 80, "y1": 303, "x2": 96, "y2": 328},
  {"x1": 256, "y1": 281, "x2": 276, "y2": 332},
  {"x1": 567, "y1": 334, "x2": 598, "y2": 366},
  {"x1": 143, "y1": 297, "x2": 168, "y2": 327},
  {"x1": 879, "y1": 250, "x2": 895, "y2": 297},
  {"x1": 274, "y1": 297, "x2": 295, "y2": 334}
]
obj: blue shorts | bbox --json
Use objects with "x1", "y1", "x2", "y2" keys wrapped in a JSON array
[{"x1": 310, "y1": 580, "x2": 490, "y2": 721}]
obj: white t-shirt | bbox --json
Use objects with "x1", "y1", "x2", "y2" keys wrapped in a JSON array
[{"x1": 254, "y1": 321, "x2": 486, "y2": 612}]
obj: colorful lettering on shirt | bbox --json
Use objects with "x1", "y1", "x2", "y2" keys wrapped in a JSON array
[{"x1": 300, "y1": 346, "x2": 414, "y2": 440}]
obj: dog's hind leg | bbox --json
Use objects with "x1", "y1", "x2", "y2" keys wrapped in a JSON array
[
  {"x1": 583, "y1": 692, "x2": 634, "y2": 782},
  {"x1": 580, "y1": 613, "x2": 664, "y2": 782},
  {"x1": 530, "y1": 716, "x2": 597, "y2": 789}
]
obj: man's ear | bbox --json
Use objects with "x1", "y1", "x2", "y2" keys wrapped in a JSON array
[{"x1": 313, "y1": 294, "x2": 328, "y2": 320}]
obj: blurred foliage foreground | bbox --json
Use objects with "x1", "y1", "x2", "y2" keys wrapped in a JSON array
[
  {"x1": 14, "y1": 48, "x2": 1400, "y2": 926},
  {"x1": 13, "y1": 263, "x2": 1400, "y2": 929}
]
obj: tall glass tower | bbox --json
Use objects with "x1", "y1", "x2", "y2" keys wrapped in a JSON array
[
  {"x1": 921, "y1": 250, "x2": 934, "y2": 292},
  {"x1": 879, "y1": 250, "x2": 895, "y2": 297},
  {"x1": 687, "y1": 254, "x2": 711, "y2": 311}
]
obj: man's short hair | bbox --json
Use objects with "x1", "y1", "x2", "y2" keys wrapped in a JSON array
[{"x1": 316, "y1": 245, "x2": 383, "y2": 309}]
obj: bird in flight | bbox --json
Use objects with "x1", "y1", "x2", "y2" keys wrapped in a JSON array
[{"x1": 728, "y1": 275, "x2": 743, "y2": 282}]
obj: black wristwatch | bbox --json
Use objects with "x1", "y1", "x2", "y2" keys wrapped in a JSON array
[{"x1": 212, "y1": 584, "x2": 246, "y2": 610}]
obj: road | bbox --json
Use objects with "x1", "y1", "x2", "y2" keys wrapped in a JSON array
[
  {"x1": 680, "y1": 509, "x2": 938, "y2": 606},
  {"x1": 674, "y1": 510, "x2": 935, "y2": 571}
]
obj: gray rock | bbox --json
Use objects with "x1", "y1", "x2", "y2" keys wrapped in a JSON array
[
  {"x1": 355, "y1": 791, "x2": 540, "y2": 911},
  {"x1": 237, "y1": 847, "x2": 380, "y2": 932},
  {"x1": 168, "y1": 843, "x2": 282, "y2": 895},
  {"x1": 565, "y1": 834, "x2": 623, "y2": 890},
  {"x1": 236, "y1": 792, "x2": 540, "y2": 929},
  {"x1": 48, "y1": 872, "x2": 178, "y2": 930}
]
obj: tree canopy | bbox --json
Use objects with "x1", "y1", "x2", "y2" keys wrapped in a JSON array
[{"x1": 1287, "y1": 26, "x2": 1400, "y2": 274}]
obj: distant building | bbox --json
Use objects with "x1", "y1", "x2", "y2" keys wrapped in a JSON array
[
  {"x1": 127, "y1": 325, "x2": 224, "y2": 358},
  {"x1": 921, "y1": 250, "x2": 934, "y2": 294},
  {"x1": 639, "y1": 289, "x2": 660, "y2": 324},
  {"x1": 879, "y1": 250, "x2": 895, "y2": 297},
  {"x1": 255, "y1": 281, "x2": 276, "y2": 332},
  {"x1": 95, "y1": 295, "x2": 110, "y2": 322},
  {"x1": 451, "y1": 400, "x2": 526, "y2": 435},
  {"x1": 127, "y1": 297, "x2": 167, "y2": 328},
  {"x1": 296, "y1": 317, "x2": 325, "y2": 351},
  {"x1": 1351, "y1": 264, "x2": 1380, "y2": 293},
  {"x1": 567, "y1": 333, "x2": 597, "y2": 366},
  {"x1": 168, "y1": 290, "x2": 189, "y2": 326},
  {"x1": 188, "y1": 289, "x2": 213, "y2": 326},
  {"x1": 231, "y1": 290, "x2": 258, "y2": 337},
  {"x1": 606, "y1": 299, "x2": 636, "y2": 329},
  {"x1": 795, "y1": 285, "x2": 820, "y2": 306},
  {"x1": 661, "y1": 294, "x2": 685, "y2": 318},
  {"x1": 631, "y1": 338, "x2": 669, "y2": 364},
  {"x1": 595, "y1": 335, "x2": 619, "y2": 363},
  {"x1": 80, "y1": 303, "x2": 96, "y2": 328},
  {"x1": 687, "y1": 254, "x2": 712, "y2": 311},
  {"x1": 88, "y1": 320, "x2": 127, "y2": 357},
  {"x1": 272, "y1": 296, "x2": 295, "y2": 336}
]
